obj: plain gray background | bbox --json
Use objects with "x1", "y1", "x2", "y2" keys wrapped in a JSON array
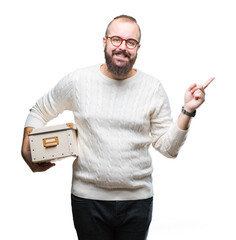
[{"x1": 1, "y1": 0, "x2": 235, "y2": 239}]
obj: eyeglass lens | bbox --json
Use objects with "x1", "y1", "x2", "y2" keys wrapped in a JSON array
[{"x1": 110, "y1": 36, "x2": 138, "y2": 49}]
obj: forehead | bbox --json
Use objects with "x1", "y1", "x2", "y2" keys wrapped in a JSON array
[{"x1": 108, "y1": 20, "x2": 140, "y2": 40}]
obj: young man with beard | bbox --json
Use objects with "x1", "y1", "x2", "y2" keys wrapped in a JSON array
[{"x1": 21, "y1": 15, "x2": 214, "y2": 240}]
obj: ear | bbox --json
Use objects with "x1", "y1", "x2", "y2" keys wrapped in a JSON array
[
  {"x1": 137, "y1": 44, "x2": 141, "y2": 52},
  {"x1": 103, "y1": 37, "x2": 107, "y2": 48}
]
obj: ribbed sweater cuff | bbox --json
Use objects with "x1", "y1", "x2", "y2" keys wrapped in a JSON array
[{"x1": 167, "y1": 121, "x2": 189, "y2": 157}]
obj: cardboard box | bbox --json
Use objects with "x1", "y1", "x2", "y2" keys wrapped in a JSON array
[{"x1": 28, "y1": 123, "x2": 78, "y2": 163}]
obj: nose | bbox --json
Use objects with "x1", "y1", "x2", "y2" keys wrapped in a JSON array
[{"x1": 118, "y1": 39, "x2": 127, "y2": 49}]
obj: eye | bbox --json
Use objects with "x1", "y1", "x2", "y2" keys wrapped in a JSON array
[
  {"x1": 112, "y1": 37, "x2": 122, "y2": 45},
  {"x1": 127, "y1": 39, "x2": 137, "y2": 48}
]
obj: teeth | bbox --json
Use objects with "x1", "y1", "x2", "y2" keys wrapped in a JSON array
[{"x1": 117, "y1": 54, "x2": 125, "y2": 57}]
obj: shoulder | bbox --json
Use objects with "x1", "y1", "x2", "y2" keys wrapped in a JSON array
[
  {"x1": 70, "y1": 64, "x2": 100, "y2": 79},
  {"x1": 136, "y1": 69, "x2": 164, "y2": 93},
  {"x1": 136, "y1": 70, "x2": 170, "y2": 101},
  {"x1": 56, "y1": 64, "x2": 100, "y2": 87}
]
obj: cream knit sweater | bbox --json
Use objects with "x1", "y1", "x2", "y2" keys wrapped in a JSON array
[{"x1": 25, "y1": 64, "x2": 188, "y2": 200}]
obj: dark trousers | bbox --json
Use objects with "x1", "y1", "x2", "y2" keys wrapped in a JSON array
[{"x1": 71, "y1": 194, "x2": 153, "y2": 240}]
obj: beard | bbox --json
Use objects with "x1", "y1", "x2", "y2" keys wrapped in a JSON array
[{"x1": 104, "y1": 46, "x2": 137, "y2": 77}]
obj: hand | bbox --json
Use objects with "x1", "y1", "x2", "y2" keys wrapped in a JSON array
[
  {"x1": 31, "y1": 162, "x2": 56, "y2": 172},
  {"x1": 21, "y1": 128, "x2": 56, "y2": 172},
  {"x1": 184, "y1": 77, "x2": 215, "y2": 113},
  {"x1": 22, "y1": 146, "x2": 55, "y2": 172}
]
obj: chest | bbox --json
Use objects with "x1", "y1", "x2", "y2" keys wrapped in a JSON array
[{"x1": 73, "y1": 79, "x2": 154, "y2": 131}]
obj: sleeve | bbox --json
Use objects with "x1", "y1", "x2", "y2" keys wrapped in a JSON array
[
  {"x1": 150, "y1": 83, "x2": 188, "y2": 158},
  {"x1": 24, "y1": 73, "x2": 75, "y2": 128}
]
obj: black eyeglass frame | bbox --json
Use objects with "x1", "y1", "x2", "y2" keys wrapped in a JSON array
[{"x1": 106, "y1": 36, "x2": 140, "y2": 49}]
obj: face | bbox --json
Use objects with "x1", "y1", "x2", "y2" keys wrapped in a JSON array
[{"x1": 103, "y1": 20, "x2": 141, "y2": 77}]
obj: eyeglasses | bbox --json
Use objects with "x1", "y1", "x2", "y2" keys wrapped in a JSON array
[{"x1": 106, "y1": 36, "x2": 139, "y2": 49}]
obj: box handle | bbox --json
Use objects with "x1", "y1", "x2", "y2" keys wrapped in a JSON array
[{"x1": 43, "y1": 136, "x2": 59, "y2": 148}]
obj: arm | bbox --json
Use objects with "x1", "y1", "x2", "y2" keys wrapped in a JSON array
[
  {"x1": 150, "y1": 83, "x2": 188, "y2": 158},
  {"x1": 21, "y1": 127, "x2": 55, "y2": 172},
  {"x1": 178, "y1": 77, "x2": 215, "y2": 130},
  {"x1": 24, "y1": 73, "x2": 74, "y2": 128},
  {"x1": 22, "y1": 73, "x2": 74, "y2": 171},
  {"x1": 151, "y1": 77, "x2": 214, "y2": 158}
]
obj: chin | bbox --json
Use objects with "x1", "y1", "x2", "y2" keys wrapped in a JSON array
[{"x1": 113, "y1": 61, "x2": 128, "y2": 68}]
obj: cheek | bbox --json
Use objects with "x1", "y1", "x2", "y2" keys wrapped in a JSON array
[
  {"x1": 130, "y1": 49, "x2": 138, "y2": 58},
  {"x1": 105, "y1": 44, "x2": 116, "y2": 55}
]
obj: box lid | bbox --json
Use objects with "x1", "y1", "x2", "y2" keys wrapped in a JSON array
[{"x1": 28, "y1": 123, "x2": 77, "y2": 136}]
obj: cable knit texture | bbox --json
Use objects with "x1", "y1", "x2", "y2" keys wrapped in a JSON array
[{"x1": 25, "y1": 64, "x2": 188, "y2": 200}]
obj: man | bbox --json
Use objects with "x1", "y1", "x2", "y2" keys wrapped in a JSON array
[{"x1": 21, "y1": 15, "x2": 214, "y2": 240}]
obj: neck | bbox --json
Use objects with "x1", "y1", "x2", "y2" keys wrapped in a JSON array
[{"x1": 100, "y1": 64, "x2": 136, "y2": 80}]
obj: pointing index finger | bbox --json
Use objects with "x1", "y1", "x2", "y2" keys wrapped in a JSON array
[{"x1": 203, "y1": 77, "x2": 215, "y2": 89}]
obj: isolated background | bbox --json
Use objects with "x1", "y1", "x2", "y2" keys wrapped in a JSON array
[{"x1": 1, "y1": 0, "x2": 235, "y2": 239}]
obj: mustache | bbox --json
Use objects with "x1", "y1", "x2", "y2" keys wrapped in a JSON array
[{"x1": 112, "y1": 50, "x2": 131, "y2": 58}]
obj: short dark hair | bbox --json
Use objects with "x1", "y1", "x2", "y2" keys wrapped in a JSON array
[{"x1": 105, "y1": 15, "x2": 141, "y2": 42}]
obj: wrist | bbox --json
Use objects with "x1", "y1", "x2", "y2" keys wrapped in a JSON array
[
  {"x1": 182, "y1": 106, "x2": 196, "y2": 117},
  {"x1": 183, "y1": 104, "x2": 195, "y2": 113}
]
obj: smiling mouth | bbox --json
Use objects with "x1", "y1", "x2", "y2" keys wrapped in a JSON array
[
  {"x1": 112, "y1": 50, "x2": 130, "y2": 59},
  {"x1": 115, "y1": 54, "x2": 127, "y2": 58}
]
